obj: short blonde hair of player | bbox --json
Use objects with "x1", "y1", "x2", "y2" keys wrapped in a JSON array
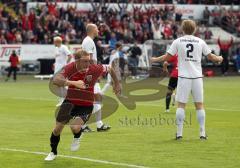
[
  {"x1": 53, "y1": 36, "x2": 62, "y2": 42},
  {"x1": 74, "y1": 48, "x2": 89, "y2": 60},
  {"x1": 181, "y1": 19, "x2": 196, "y2": 35}
]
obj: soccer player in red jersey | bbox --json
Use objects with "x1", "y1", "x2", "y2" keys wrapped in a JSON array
[
  {"x1": 152, "y1": 54, "x2": 178, "y2": 112},
  {"x1": 162, "y1": 55, "x2": 178, "y2": 112},
  {"x1": 45, "y1": 49, "x2": 121, "y2": 161}
]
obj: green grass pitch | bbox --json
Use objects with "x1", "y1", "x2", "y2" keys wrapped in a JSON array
[{"x1": 0, "y1": 76, "x2": 240, "y2": 168}]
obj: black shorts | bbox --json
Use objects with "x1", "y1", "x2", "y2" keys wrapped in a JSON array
[
  {"x1": 56, "y1": 100, "x2": 93, "y2": 124},
  {"x1": 168, "y1": 77, "x2": 178, "y2": 91}
]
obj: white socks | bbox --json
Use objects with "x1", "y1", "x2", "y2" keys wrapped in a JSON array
[
  {"x1": 94, "y1": 104, "x2": 103, "y2": 128},
  {"x1": 176, "y1": 108, "x2": 185, "y2": 137},
  {"x1": 176, "y1": 108, "x2": 206, "y2": 137},
  {"x1": 81, "y1": 124, "x2": 87, "y2": 129},
  {"x1": 197, "y1": 109, "x2": 206, "y2": 137},
  {"x1": 93, "y1": 103, "x2": 101, "y2": 113},
  {"x1": 81, "y1": 104, "x2": 104, "y2": 129}
]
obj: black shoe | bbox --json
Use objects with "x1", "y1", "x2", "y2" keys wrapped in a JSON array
[
  {"x1": 97, "y1": 124, "x2": 111, "y2": 132},
  {"x1": 200, "y1": 136, "x2": 207, "y2": 140},
  {"x1": 175, "y1": 133, "x2": 182, "y2": 140},
  {"x1": 82, "y1": 126, "x2": 94, "y2": 132}
]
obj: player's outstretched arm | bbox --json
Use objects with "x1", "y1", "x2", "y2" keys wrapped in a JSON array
[
  {"x1": 108, "y1": 67, "x2": 121, "y2": 95},
  {"x1": 150, "y1": 53, "x2": 172, "y2": 63},
  {"x1": 207, "y1": 53, "x2": 223, "y2": 64}
]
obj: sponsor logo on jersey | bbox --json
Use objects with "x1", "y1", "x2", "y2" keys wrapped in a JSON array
[{"x1": 86, "y1": 75, "x2": 92, "y2": 82}]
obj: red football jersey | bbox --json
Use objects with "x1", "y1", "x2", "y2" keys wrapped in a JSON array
[
  {"x1": 168, "y1": 55, "x2": 178, "y2": 78},
  {"x1": 9, "y1": 55, "x2": 19, "y2": 67},
  {"x1": 61, "y1": 62, "x2": 109, "y2": 106}
]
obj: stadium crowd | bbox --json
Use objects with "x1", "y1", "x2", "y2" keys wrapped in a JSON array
[
  {"x1": 2, "y1": 1, "x2": 239, "y2": 45},
  {"x1": 209, "y1": 5, "x2": 240, "y2": 36},
  {"x1": 0, "y1": 1, "x2": 181, "y2": 45},
  {"x1": 8, "y1": 0, "x2": 239, "y2": 5}
]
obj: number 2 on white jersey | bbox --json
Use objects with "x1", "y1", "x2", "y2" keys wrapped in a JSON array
[{"x1": 186, "y1": 44, "x2": 194, "y2": 58}]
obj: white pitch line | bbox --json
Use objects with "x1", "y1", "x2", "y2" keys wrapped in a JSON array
[
  {"x1": 2, "y1": 96, "x2": 240, "y2": 112},
  {"x1": 0, "y1": 148, "x2": 149, "y2": 168}
]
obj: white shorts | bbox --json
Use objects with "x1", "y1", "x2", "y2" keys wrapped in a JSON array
[
  {"x1": 94, "y1": 82, "x2": 101, "y2": 94},
  {"x1": 176, "y1": 77, "x2": 204, "y2": 103}
]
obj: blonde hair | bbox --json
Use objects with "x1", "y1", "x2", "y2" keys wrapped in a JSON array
[
  {"x1": 74, "y1": 48, "x2": 89, "y2": 60},
  {"x1": 181, "y1": 20, "x2": 196, "y2": 35},
  {"x1": 53, "y1": 36, "x2": 62, "y2": 42}
]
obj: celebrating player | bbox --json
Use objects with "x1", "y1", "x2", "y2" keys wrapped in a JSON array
[
  {"x1": 81, "y1": 23, "x2": 111, "y2": 132},
  {"x1": 45, "y1": 49, "x2": 121, "y2": 161},
  {"x1": 53, "y1": 36, "x2": 72, "y2": 106},
  {"x1": 151, "y1": 19, "x2": 223, "y2": 140},
  {"x1": 152, "y1": 54, "x2": 178, "y2": 112}
]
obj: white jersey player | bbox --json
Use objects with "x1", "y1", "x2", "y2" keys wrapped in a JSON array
[
  {"x1": 81, "y1": 23, "x2": 111, "y2": 132},
  {"x1": 54, "y1": 36, "x2": 72, "y2": 106},
  {"x1": 82, "y1": 36, "x2": 97, "y2": 63},
  {"x1": 151, "y1": 20, "x2": 223, "y2": 140},
  {"x1": 101, "y1": 42, "x2": 124, "y2": 94}
]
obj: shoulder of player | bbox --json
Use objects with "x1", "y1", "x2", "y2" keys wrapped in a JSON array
[
  {"x1": 82, "y1": 36, "x2": 93, "y2": 44},
  {"x1": 192, "y1": 37, "x2": 207, "y2": 46},
  {"x1": 172, "y1": 38, "x2": 181, "y2": 44},
  {"x1": 88, "y1": 64, "x2": 106, "y2": 73},
  {"x1": 82, "y1": 38, "x2": 95, "y2": 49},
  {"x1": 193, "y1": 35, "x2": 204, "y2": 42},
  {"x1": 89, "y1": 63, "x2": 103, "y2": 68},
  {"x1": 199, "y1": 38, "x2": 207, "y2": 44},
  {"x1": 60, "y1": 44, "x2": 69, "y2": 50},
  {"x1": 64, "y1": 62, "x2": 75, "y2": 70},
  {"x1": 82, "y1": 37, "x2": 87, "y2": 45}
]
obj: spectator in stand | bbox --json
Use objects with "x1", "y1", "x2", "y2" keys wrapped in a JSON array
[
  {"x1": 46, "y1": 1, "x2": 57, "y2": 16},
  {"x1": 150, "y1": 17, "x2": 163, "y2": 40},
  {"x1": 203, "y1": 6, "x2": 210, "y2": 25},
  {"x1": 204, "y1": 27, "x2": 213, "y2": 40},
  {"x1": 5, "y1": 50, "x2": 20, "y2": 82},
  {"x1": 98, "y1": 23, "x2": 111, "y2": 44},
  {"x1": 198, "y1": 24, "x2": 206, "y2": 39},
  {"x1": 163, "y1": 21, "x2": 173, "y2": 40},
  {"x1": 0, "y1": 34, "x2": 7, "y2": 44},
  {"x1": 109, "y1": 32, "x2": 117, "y2": 50},
  {"x1": 234, "y1": 45, "x2": 240, "y2": 74},
  {"x1": 218, "y1": 36, "x2": 233, "y2": 75},
  {"x1": 237, "y1": 25, "x2": 240, "y2": 37},
  {"x1": 175, "y1": 10, "x2": 182, "y2": 22},
  {"x1": 95, "y1": 40, "x2": 104, "y2": 64},
  {"x1": 172, "y1": 22, "x2": 179, "y2": 39}
]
